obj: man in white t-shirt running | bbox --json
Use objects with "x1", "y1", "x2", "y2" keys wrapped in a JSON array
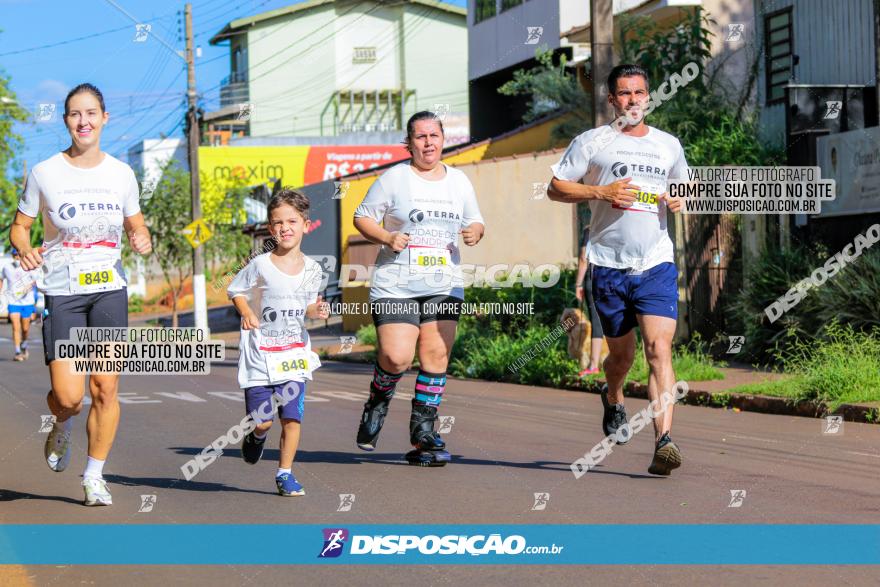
[
  {"x1": 548, "y1": 64, "x2": 688, "y2": 476},
  {"x1": 1, "y1": 249, "x2": 38, "y2": 361}
]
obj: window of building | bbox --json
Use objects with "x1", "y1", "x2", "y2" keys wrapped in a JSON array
[
  {"x1": 765, "y1": 8, "x2": 793, "y2": 104},
  {"x1": 353, "y1": 47, "x2": 377, "y2": 64},
  {"x1": 501, "y1": 0, "x2": 522, "y2": 11},
  {"x1": 475, "y1": 0, "x2": 496, "y2": 24}
]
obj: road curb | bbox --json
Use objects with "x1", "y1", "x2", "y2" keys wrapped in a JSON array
[{"x1": 561, "y1": 379, "x2": 879, "y2": 425}]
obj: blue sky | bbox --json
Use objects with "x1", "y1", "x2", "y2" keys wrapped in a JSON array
[{"x1": 0, "y1": 0, "x2": 466, "y2": 170}]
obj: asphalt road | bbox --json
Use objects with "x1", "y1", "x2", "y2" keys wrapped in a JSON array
[{"x1": 0, "y1": 323, "x2": 878, "y2": 586}]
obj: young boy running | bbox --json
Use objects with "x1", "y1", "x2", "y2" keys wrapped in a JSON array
[{"x1": 227, "y1": 189, "x2": 330, "y2": 496}]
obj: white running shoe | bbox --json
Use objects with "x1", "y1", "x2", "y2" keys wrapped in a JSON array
[
  {"x1": 82, "y1": 477, "x2": 112, "y2": 506},
  {"x1": 44, "y1": 425, "x2": 72, "y2": 472}
]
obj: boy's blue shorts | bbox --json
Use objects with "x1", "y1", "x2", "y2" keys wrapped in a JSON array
[
  {"x1": 244, "y1": 381, "x2": 306, "y2": 423},
  {"x1": 8, "y1": 304, "x2": 35, "y2": 317},
  {"x1": 591, "y1": 262, "x2": 678, "y2": 338}
]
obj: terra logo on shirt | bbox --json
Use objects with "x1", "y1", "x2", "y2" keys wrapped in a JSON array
[
  {"x1": 262, "y1": 306, "x2": 278, "y2": 322},
  {"x1": 59, "y1": 202, "x2": 77, "y2": 220},
  {"x1": 408, "y1": 208, "x2": 461, "y2": 223},
  {"x1": 611, "y1": 162, "x2": 628, "y2": 178}
]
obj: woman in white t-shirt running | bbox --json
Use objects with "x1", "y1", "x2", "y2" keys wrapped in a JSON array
[
  {"x1": 353, "y1": 111, "x2": 485, "y2": 466},
  {"x1": 9, "y1": 84, "x2": 152, "y2": 506}
]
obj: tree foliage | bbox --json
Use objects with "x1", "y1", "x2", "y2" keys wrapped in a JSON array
[
  {"x1": 135, "y1": 163, "x2": 253, "y2": 325},
  {"x1": 0, "y1": 62, "x2": 30, "y2": 245},
  {"x1": 497, "y1": 46, "x2": 591, "y2": 144},
  {"x1": 138, "y1": 163, "x2": 193, "y2": 326},
  {"x1": 498, "y1": 9, "x2": 781, "y2": 165}
]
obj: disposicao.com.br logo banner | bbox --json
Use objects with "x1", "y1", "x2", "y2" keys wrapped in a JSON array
[
  {"x1": 317, "y1": 527, "x2": 563, "y2": 560},
  {"x1": 1, "y1": 525, "x2": 879, "y2": 565}
]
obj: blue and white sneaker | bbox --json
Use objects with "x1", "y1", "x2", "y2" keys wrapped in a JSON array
[{"x1": 275, "y1": 472, "x2": 305, "y2": 496}]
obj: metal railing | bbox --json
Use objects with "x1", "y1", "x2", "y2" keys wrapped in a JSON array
[{"x1": 219, "y1": 72, "x2": 249, "y2": 107}]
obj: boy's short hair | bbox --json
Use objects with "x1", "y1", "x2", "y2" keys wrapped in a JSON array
[{"x1": 267, "y1": 188, "x2": 310, "y2": 222}]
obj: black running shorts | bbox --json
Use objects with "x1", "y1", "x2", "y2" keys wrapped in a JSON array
[
  {"x1": 42, "y1": 288, "x2": 129, "y2": 365},
  {"x1": 371, "y1": 295, "x2": 462, "y2": 327}
]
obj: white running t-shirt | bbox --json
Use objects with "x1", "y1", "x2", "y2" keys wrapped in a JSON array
[
  {"x1": 354, "y1": 162, "x2": 484, "y2": 300},
  {"x1": 227, "y1": 253, "x2": 322, "y2": 389},
  {"x1": 551, "y1": 125, "x2": 690, "y2": 270},
  {"x1": 18, "y1": 152, "x2": 141, "y2": 296},
  {"x1": 2, "y1": 262, "x2": 37, "y2": 305}
]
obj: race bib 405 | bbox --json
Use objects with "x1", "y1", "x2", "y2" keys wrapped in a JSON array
[{"x1": 613, "y1": 191, "x2": 659, "y2": 214}]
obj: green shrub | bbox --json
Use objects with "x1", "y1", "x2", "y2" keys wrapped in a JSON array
[
  {"x1": 817, "y1": 248, "x2": 880, "y2": 333},
  {"x1": 730, "y1": 244, "x2": 824, "y2": 365},
  {"x1": 461, "y1": 268, "x2": 578, "y2": 335},
  {"x1": 356, "y1": 323, "x2": 377, "y2": 347},
  {"x1": 731, "y1": 243, "x2": 880, "y2": 367},
  {"x1": 128, "y1": 294, "x2": 144, "y2": 313},
  {"x1": 450, "y1": 324, "x2": 578, "y2": 388}
]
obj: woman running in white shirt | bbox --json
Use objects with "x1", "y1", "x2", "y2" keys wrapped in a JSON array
[
  {"x1": 9, "y1": 83, "x2": 152, "y2": 505},
  {"x1": 353, "y1": 111, "x2": 485, "y2": 466}
]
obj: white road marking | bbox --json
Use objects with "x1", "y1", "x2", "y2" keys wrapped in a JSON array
[
  {"x1": 117, "y1": 392, "x2": 162, "y2": 404},
  {"x1": 845, "y1": 450, "x2": 880, "y2": 459},
  {"x1": 313, "y1": 390, "x2": 364, "y2": 402},
  {"x1": 728, "y1": 433, "x2": 781, "y2": 444},
  {"x1": 155, "y1": 391, "x2": 206, "y2": 402},
  {"x1": 207, "y1": 391, "x2": 244, "y2": 402}
]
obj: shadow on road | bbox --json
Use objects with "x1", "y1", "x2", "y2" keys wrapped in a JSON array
[
  {"x1": 580, "y1": 467, "x2": 659, "y2": 480},
  {"x1": 103, "y1": 474, "x2": 276, "y2": 496},
  {"x1": 169, "y1": 446, "x2": 574, "y2": 472},
  {"x1": 0, "y1": 488, "x2": 82, "y2": 505}
]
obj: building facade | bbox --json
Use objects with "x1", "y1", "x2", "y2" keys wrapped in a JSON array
[{"x1": 207, "y1": 0, "x2": 470, "y2": 145}]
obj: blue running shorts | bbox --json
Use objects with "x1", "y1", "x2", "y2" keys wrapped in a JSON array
[{"x1": 591, "y1": 262, "x2": 678, "y2": 338}]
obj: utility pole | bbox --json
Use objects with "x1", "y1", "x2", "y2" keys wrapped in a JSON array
[
  {"x1": 185, "y1": 2, "x2": 207, "y2": 331},
  {"x1": 590, "y1": 0, "x2": 614, "y2": 127}
]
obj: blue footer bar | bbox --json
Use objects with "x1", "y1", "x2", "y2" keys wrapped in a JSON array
[{"x1": 1, "y1": 525, "x2": 878, "y2": 565}]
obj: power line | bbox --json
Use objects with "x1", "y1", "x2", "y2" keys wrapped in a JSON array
[
  {"x1": 108, "y1": 69, "x2": 187, "y2": 145},
  {"x1": 106, "y1": 102, "x2": 186, "y2": 152},
  {"x1": 194, "y1": 0, "x2": 279, "y2": 39},
  {"x1": 103, "y1": 0, "x2": 186, "y2": 63},
  {"x1": 0, "y1": 10, "x2": 177, "y2": 58},
  {"x1": 0, "y1": 24, "x2": 132, "y2": 57}
]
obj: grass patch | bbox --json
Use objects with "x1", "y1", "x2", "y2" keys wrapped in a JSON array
[
  {"x1": 581, "y1": 334, "x2": 726, "y2": 385},
  {"x1": 727, "y1": 322, "x2": 880, "y2": 408}
]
